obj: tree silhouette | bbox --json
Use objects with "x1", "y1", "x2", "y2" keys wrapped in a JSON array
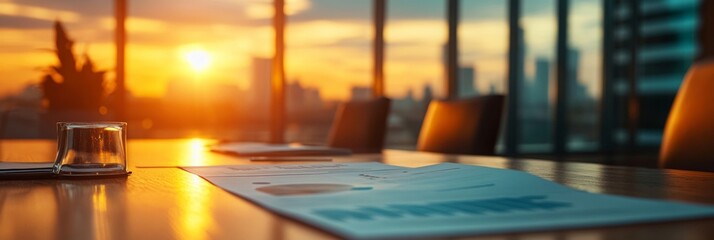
[{"x1": 41, "y1": 21, "x2": 106, "y2": 114}]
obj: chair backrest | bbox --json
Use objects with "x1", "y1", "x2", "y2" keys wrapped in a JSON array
[
  {"x1": 417, "y1": 95, "x2": 504, "y2": 155},
  {"x1": 660, "y1": 60, "x2": 714, "y2": 172},
  {"x1": 327, "y1": 97, "x2": 391, "y2": 153}
]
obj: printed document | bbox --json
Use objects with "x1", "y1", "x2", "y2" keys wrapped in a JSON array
[{"x1": 182, "y1": 163, "x2": 714, "y2": 239}]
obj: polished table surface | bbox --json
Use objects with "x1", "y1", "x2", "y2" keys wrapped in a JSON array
[{"x1": 2, "y1": 139, "x2": 714, "y2": 239}]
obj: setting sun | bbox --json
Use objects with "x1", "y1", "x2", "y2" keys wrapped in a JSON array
[{"x1": 184, "y1": 49, "x2": 211, "y2": 72}]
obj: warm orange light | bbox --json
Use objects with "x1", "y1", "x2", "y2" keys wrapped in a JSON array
[
  {"x1": 184, "y1": 49, "x2": 211, "y2": 72},
  {"x1": 186, "y1": 138, "x2": 210, "y2": 165}
]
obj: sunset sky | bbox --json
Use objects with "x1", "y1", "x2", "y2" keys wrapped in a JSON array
[{"x1": 0, "y1": 0, "x2": 601, "y2": 101}]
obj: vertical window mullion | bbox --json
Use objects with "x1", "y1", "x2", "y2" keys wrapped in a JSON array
[
  {"x1": 374, "y1": 0, "x2": 386, "y2": 97},
  {"x1": 554, "y1": 0, "x2": 569, "y2": 155},
  {"x1": 505, "y1": 0, "x2": 522, "y2": 155},
  {"x1": 271, "y1": 0, "x2": 286, "y2": 143},
  {"x1": 446, "y1": 0, "x2": 459, "y2": 99}
]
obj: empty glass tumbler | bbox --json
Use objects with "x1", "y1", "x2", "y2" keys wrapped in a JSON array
[{"x1": 53, "y1": 122, "x2": 128, "y2": 176}]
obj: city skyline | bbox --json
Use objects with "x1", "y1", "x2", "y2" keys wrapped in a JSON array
[{"x1": 0, "y1": 0, "x2": 602, "y2": 101}]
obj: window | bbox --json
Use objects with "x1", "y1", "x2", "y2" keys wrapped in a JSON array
[
  {"x1": 567, "y1": 0, "x2": 602, "y2": 151},
  {"x1": 0, "y1": 0, "x2": 113, "y2": 138},
  {"x1": 459, "y1": 0, "x2": 508, "y2": 97},
  {"x1": 518, "y1": 0, "x2": 557, "y2": 153},
  {"x1": 125, "y1": 0, "x2": 272, "y2": 140},
  {"x1": 285, "y1": 0, "x2": 372, "y2": 144},
  {"x1": 385, "y1": 0, "x2": 447, "y2": 148},
  {"x1": 0, "y1": 0, "x2": 703, "y2": 159}
]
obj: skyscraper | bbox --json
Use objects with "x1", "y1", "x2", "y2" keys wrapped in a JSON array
[
  {"x1": 566, "y1": 48, "x2": 597, "y2": 148},
  {"x1": 611, "y1": 0, "x2": 700, "y2": 147},
  {"x1": 457, "y1": 65, "x2": 478, "y2": 97},
  {"x1": 532, "y1": 58, "x2": 550, "y2": 108},
  {"x1": 517, "y1": 24, "x2": 552, "y2": 149},
  {"x1": 442, "y1": 44, "x2": 479, "y2": 97},
  {"x1": 520, "y1": 57, "x2": 551, "y2": 146},
  {"x1": 350, "y1": 86, "x2": 372, "y2": 101},
  {"x1": 567, "y1": 48, "x2": 592, "y2": 105},
  {"x1": 251, "y1": 57, "x2": 272, "y2": 118},
  {"x1": 422, "y1": 83, "x2": 433, "y2": 107}
]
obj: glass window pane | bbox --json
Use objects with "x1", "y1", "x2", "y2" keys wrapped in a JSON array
[
  {"x1": 519, "y1": 0, "x2": 557, "y2": 153},
  {"x1": 567, "y1": 0, "x2": 602, "y2": 151},
  {"x1": 285, "y1": 0, "x2": 372, "y2": 144},
  {"x1": 385, "y1": 0, "x2": 446, "y2": 148},
  {"x1": 459, "y1": 0, "x2": 508, "y2": 97},
  {"x1": 126, "y1": 0, "x2": 272, "y2": 140},
  {"x1": 0, "y1": 1, "x2": 113, "y2": 138}
]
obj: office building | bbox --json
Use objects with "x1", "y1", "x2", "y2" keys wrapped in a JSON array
[{"x1": 611, "y1": 0, "x2": 700, "y2": 147}]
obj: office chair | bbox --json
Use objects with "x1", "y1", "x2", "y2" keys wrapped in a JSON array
[
  {"x1": 660, "y1": 60, "x2": 714, "y2": 172},
  {"x1": 327, "y1": 97, "x2": 391, "y2": 153},
  {"x1": 417, "y1": 95, "x2": 504, "y2": 155}
]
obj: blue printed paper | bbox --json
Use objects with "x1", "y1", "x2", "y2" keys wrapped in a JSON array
[{"x1": 182, "y1": 163, "x2": 714, "y2": 239}]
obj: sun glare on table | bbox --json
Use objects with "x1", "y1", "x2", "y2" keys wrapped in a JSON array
[{"x1": 184, "y1": 49, "x2": 211, "y2": 73}]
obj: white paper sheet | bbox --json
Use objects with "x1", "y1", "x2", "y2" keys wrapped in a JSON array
[
  {"x1": 209, "y1": 142, "x2": 351, "y2": 156},
  {"x1": 182, "y1": 162, "x2": 714, "y2": 239}
]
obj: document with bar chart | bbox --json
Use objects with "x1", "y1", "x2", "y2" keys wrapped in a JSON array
[{"x1": 182, "y1": 162, "x2": 714, "y2": 239}]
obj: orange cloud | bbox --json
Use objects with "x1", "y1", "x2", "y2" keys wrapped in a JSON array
[{"x1": 0, "y1": 2, "x2": 80, "y2": 22}]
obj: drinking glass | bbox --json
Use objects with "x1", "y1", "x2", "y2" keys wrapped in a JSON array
[{"x1": 53, "y1": 122, "x2": 128, "y2": 176}]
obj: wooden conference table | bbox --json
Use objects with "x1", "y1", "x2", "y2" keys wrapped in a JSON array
[{"x1": 2, "y1": 139, "x2": 714, "y2": 239}]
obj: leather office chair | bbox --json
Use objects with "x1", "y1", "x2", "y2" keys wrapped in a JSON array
[
  {"x1": 660, "y1": 60, "x2": 714, "y2": 172},
  {"x1": 327, "y1": 97, "x2": 391, "y2": 153},
  {"x1": 417, "y1": 95, "x2": 505, "y2": 155}
]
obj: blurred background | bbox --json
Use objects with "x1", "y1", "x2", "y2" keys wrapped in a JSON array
[{"x1": 0, "y1": 0, "x2": 707, "y2": 167}]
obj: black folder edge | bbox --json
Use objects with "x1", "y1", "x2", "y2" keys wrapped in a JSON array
[{"x1": 0, "y1": 168, "x2": 131, "y2": 180}]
